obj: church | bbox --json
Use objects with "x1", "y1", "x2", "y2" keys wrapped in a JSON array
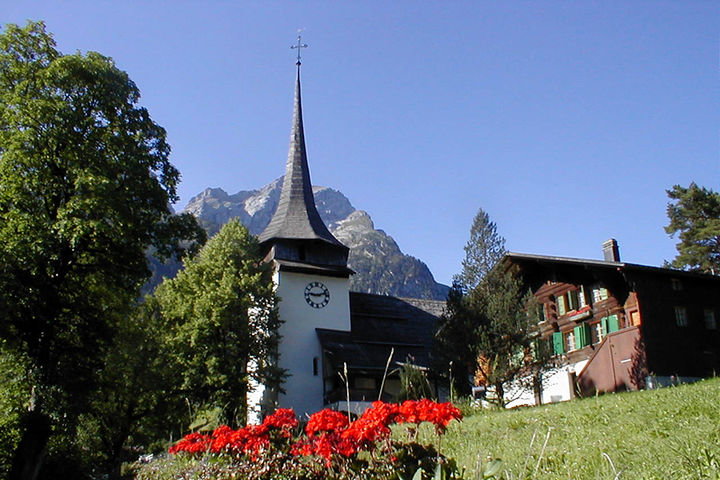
[{"x1": 249, "y1": 53, "x2": 445, "y2": 419}]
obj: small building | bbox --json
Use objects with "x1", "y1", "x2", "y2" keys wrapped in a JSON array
[{"x1": 504, "y1": 240, "x2": 720, "y2": 405}]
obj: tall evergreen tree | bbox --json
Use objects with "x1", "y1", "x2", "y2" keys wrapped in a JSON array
[
  {"x1": 438, "y1": 208, "x2": 554, "y2": 406},
  {"x1": 0, "y1": 22, "x2": 204, "y2": 479},
  {"x1": 665, "y1": 182, "x2": 720, "y2": 274},
  {"x1": 437, "y1": 208, "x2": 506, "y2": 395},
  {"x1": 154, "y1": 220, "x2": 282, "y2": 427},
  {"x1": 454, "y1": 208, "x2": 506, "y2": 291}
]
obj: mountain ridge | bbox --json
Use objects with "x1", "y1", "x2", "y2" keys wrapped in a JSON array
[{"x1": 161, "y1": 178, "x2": 449, "y2": 301}]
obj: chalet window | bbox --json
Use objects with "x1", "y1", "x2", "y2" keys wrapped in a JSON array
[
  {"x1": 552, "y1": 332, "x2": 565, "y2": 355},
  {"x1": 568, "y1": 290, "x2": 579, "y2": 311},
  {"x1": 578, "y1": 285, "x2": 590, "y2": 308},
  {"x1": 536, "y1": 303, "x2": 547, "y2": 323},
  {"x1": 565, "y1": 331, "x2": 576, "y2": 352},
  {"x1": 573, "y1": 324, "x2": 591, "y2": 348},
  {"x1": 704, "y1": 309, "x2": 717, "y2": 330},
  {"x1": 556, "y1": 294, "x2": 567, "y2": 316},
  {"x1": 674, "y1": 306, "x2": 688, "y2": 327},
  {"x1": 592, "y1": 285, "x2": 609, "y2": 303},
  {"x1": 556, "y1": 287, "x2": 587, "y2": 317},
  {"x1": 591, "y1": 322, "x2": 605, "y2": 344},
  {"x1": 600, "y1": 314, "x2": 620, "y2": 335},
  {"x1": 671, "y1": 278, "x2": 683, "y2": 291}
]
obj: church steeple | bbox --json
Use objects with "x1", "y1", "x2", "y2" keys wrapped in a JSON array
[{"x1": 258, "y1": 50, "x2": 349, "y2": 270}]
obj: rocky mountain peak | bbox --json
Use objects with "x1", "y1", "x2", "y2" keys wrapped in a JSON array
[{"x1": 169, "y1": 178, "x2": 449, "y2": 301}]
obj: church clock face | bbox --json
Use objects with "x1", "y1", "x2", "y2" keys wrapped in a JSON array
[{"x1": 304, "y1": 281, "x2": 330, "y2": 308}]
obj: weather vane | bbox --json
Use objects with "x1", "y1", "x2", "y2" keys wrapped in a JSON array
[{"x1": 291, "y1": 31, "x2": 308, "y2": 65}]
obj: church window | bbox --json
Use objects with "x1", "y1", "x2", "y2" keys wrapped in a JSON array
[{"x1": 355, "y1": 377, "x2": 376, "y2": 390}]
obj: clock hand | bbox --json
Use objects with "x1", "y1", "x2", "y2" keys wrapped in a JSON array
[{"x1": 309, "y1": 292, "x2": 325, "y2": 297}]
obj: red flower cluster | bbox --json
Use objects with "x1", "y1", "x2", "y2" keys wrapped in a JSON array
[
  {"x1": 291, "y1": 400, "x2": 462, "y2": 462},
  {"x1": 304, "y1": 409, "x2": 349, "y2": 436},
  {"x1": 261, "y1": 408, "x2": 299, "y2": 438},
  {"x1": 342, "y1": 401, "x2": 399, "y2": 447},
  {"x1": 169, "y1": 400, "x2": 463, "y2": 464},
  {"x1": 397, "y1": 399, "x2": 462, "y2": 432},
  {"x1": 168, "y1": 432, "x2": 210, "y2": 454},
  {"x1": 169, "y1": 408, "x2": 300, "y2": 456}
]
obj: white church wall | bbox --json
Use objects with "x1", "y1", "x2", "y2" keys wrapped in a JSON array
[{"x1": 275, "y1": 270, "x2": 352, "y2": 418}]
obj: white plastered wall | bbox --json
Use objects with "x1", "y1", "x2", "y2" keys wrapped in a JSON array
[{"x1": 274, "y1": 270, "x2": 351, "y2": 418}]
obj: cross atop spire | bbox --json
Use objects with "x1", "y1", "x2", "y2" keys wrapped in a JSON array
[{"x1": 291, "y1": 33, "x2": 308, "y2": 66}]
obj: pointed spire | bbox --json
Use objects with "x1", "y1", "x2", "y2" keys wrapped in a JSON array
[{"x1": 258, "y1": 62, "x2": 345, "y2": 249}]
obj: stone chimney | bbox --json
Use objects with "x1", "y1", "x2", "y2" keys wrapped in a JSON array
[{"x1": 602, "y1": 238, "x2": 621, "y2": 262}]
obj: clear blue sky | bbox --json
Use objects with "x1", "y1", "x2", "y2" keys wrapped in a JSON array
[{"x1": 3, "y1": 1, "x2": 718, "y2": 285}]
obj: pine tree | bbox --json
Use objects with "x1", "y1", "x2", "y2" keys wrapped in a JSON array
[
  {"x1": 454, "y1": 208, "x2": 506, "y2": 291},
  {"x1": 665, "y1": 183, "x2": 720, "y2": 274},
  {"x1": 438, "y1": 208, "x2": 554, "y2": 406}
]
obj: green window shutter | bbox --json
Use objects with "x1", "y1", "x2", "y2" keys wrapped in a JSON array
[
  {"x1": 601, "y1": 317, "x2": 609, "y2": 336},
  {"x1": 607, "y1": 314, "x2": 619, "y2": 333},
  {"x1": 573, "y1": 324, "x2": 591, "y2": 348},
  {"x1": 552, "y1": 332, "x2": 565, "y2": 355},
  {"x1": 573, "y1": 325, "x2": 583, "y2": 348}
]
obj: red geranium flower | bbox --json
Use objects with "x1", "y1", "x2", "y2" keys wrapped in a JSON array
[{"x1": 305, "y1": 409, "x2": 349, "y2": 436}]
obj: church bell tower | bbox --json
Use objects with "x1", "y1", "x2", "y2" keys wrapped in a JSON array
[{"x1": 256, "y1": 40, "x2": 353, "y2": 417}]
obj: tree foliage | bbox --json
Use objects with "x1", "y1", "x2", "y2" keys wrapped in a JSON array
[
  {"x1": 454, "y1": 208, "x2": 506, "y2": 292},
  {"x1": 665, "y1": 182, "x2": 720, "y2": 274},
  {"x1": 0, "y1": 21, "x2": 204, "y2": 479},
  {"x1": 437, "y1": 209, "x2": 553, "y2": 406},
  {"x1": 75, "y1": 298, "x2": 189, "y2": 478},
  {"x1": 469, "y1": 267, "x2": 553, "y2": 407},
  {"x1": 154, "y1": 220, "x2": 282, "y2": 427}
]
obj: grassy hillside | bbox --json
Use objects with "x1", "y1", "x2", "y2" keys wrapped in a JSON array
[{"x1": 438, "y1": 378, "x2": 720, "y2": 479}]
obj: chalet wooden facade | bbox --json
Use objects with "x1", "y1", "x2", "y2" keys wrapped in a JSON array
[{"x1": 504, "y1": 241, "x2": 720, "y2": 404}]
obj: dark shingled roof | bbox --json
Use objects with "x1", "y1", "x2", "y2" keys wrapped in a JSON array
[
  {"x1": 505, "y1": 252, "x2": 720, "y2": 281},
  {"x1": 258, "y1": 66, "x2": 345, "y2": 248},
  {"x1": 317, "y1": 292, "x2": 445, "y2": 371}
]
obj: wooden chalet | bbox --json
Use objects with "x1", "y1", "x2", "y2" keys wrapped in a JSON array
[{"x1": 505, "y1": 240, "x2": 720, "y2": 404}]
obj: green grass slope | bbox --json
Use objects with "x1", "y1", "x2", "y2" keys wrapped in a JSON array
[{"x1": 440, "y1": 378, "x2": 720, "y2": 480}]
